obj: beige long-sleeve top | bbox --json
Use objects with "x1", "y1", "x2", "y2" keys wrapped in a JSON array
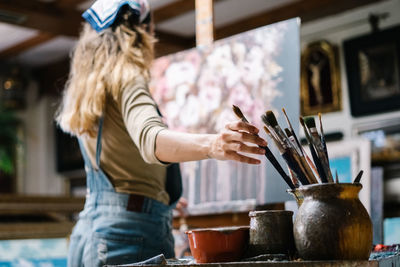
[{"x1": 81, "y1": 79, "x2": 170, "y2": 204}]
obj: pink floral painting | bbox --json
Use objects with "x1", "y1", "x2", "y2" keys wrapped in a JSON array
[{"x1": 150, "y1": 18, "x2": 300, "y2": 212}]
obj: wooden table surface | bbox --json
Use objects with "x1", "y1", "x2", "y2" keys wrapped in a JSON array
[{"x1": 106, "y1": 254, "x2": 400, "y2": 267}]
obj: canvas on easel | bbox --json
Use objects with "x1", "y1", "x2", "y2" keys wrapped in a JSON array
[{"x1": 150, "y1": 18, "x2": 300, "y2": 214}]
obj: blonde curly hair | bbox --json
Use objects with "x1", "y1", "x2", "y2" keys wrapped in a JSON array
[{"x1": 56, "y1": 20, "x2": 156, "y2": 137}]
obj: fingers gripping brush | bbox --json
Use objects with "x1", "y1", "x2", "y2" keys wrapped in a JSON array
[{"x1": 232, "y1": 105, "x2": 295, "y2": 189}]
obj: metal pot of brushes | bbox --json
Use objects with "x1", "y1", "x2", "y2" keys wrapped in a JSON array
[{"x1": 293, "y1": 182, "x2": 372, "y2": 261}]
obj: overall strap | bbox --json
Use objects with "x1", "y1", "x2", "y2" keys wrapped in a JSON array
[
  {"x1": 95, "y1": 116, "x2": 104, "y2": 168},
  {"x1": 77, "y1": 138, "x2": 93, "y2": 170},
  {"x1": 78, "y1": 115, "x2": 115, "y2": 194}
]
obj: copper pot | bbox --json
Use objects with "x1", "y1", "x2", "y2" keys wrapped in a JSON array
[
  {"x1": 293, "y1": 183, "x2": 372, "y2": 260},
  {"x1": 185, "y1": 226, "x2": 249, "y2": 263}
]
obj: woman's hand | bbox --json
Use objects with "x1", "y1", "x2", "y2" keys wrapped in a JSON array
[
  {"x1": 174, "y1": 197, "x2": 188, "y2": 217},
  {"x1": 208, "y1": 120, "x2": 267, "y2": 164},
  {"x1": 156, "y1": 121, "x2": 267, "y2": 164}
]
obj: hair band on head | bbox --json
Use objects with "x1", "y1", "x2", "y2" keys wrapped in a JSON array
[{"x1": 82, "y1": 0, "x2": 150, "y2": 33}]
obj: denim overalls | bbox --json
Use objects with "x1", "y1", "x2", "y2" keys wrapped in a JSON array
[{"x1": 68, "y1": 118, "x2": 175, "y2": 266}]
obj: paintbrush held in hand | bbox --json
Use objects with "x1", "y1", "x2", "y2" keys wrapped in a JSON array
[{"x1": 232, "y1": 105, "x2": 295, "y2": 189}]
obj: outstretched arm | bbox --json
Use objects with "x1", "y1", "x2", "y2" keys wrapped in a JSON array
[
  {"x1": 120, "y1": 83, "x2": 267, "y2": 165},
  {"x1": 155, "y1": 120, "x2": 267, "y2": 164}
]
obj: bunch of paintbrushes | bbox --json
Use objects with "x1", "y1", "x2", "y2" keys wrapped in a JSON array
[
  {"x1": 232, "y1": 105, "x2": 354, "y2": 189},
  {"x1": 261, "y1": 110, "x2": 326, "y2": 188}
]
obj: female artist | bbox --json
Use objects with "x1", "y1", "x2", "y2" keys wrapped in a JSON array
[{"x1": 57, "y1": 0, "x2": 267, "y2": 266}]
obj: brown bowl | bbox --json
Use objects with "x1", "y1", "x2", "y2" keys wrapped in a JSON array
[{"x1": 185, "y1": 226, "x2": 249, "y2": 263}]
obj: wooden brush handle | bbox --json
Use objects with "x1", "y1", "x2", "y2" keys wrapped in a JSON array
[
  {"x1": 282, "y1": 152, "x2": 310, "y2": 186},
  {"x1": 263, "y1": 146, "x2": 296, "y2": 189},
  {"x1": 309, "y1": 144, "x2": 329, "y2": 183}
]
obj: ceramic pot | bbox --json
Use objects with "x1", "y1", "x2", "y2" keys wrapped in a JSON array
[
  {"x1": 293, "y1": 183, "x2": 372, "y2": 260},
  {"x1": 247, "y1": 210, "x2": 295, "y2": 257},
  {"x1": 287, "y1": 188, "x2": 304, "y2": 207},
  {"x1": 185, "y1": 226, "x2": 249, "y2": 263}
]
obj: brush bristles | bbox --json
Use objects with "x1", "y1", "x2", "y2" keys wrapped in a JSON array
[
  {"x1": 263, "y1": 126, "x2": 270, "y2": 134},
  {"x1": 318, "y1": 113, "x2": 324, "y2": 133},
  {"x1": 232, "y1": 105, "x2": 244, "y2": 120},
  {"x1": 282, "y1": 108, "x2": 292, "y2": 127},
  {"x1": 265, "y1": 111, "x2": 278, "y2": 127},
  {"x1": 284, "y1": 128, "x2": 292, "y2": 137},
  {"x1": 261, "y1": 114, "x2": 270, "y2": 126},
  {"x1": 304, "y1": 116, "x2": 316, "y2": 129}
]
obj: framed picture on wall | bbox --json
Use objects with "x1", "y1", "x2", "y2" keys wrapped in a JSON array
[
  {"x1": 354, "y1": 118, "x2": 400, "y2": 164},
  {"x1": 301, "y1": 40, "x2": 342, "y2": 116},
  {"x1": 343, "y1": 25, "x2": 400, "y2": 117}
]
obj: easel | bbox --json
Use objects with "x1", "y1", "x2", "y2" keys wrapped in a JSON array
[{"x1": 195, "y1": 0, "x2": 214, "y2": 47}]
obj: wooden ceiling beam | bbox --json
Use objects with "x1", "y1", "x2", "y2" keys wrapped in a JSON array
[
  {"x1": 153, "y1": 0, "x2": 225, "y2": 24},
  {"x1": 215, "y1": 0, "x2": 383, "y2": 40},
  {"x1": 155, "y1": 30, "x2": 195, "y2": 48},
  {"x1": 0, "y1": 32, "x2": 54, "y2": 59},
  {"x1": 3, "y1": 0, "x2": 378, "y2": 59},
  {"x1": 153, "y1": 0, "x2": 195, "y2": 24},
  {"x1": 0, "y1": 1, "x2": 82, "y2": 36},
  {"x1": 300, "y1": 0, "x2": 384, "y2": 22},
  {"x1": 155, "y1": 30, "x2": 195, "y2": 57},
  {"x1": 0, "y1": 0, "x2": 193, "y2": 53},
  {"x1": 56, "y1": 0, "x2": 87, "y2": 9}
]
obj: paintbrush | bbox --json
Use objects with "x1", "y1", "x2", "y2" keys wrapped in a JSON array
[
  {"x1": 282, "y1": 108, "x2": 319, "y2": 180},
  {"x1": 304, "y1": 116, "x2": 334, "y2": 182},
  {"x1": 262, "y1": 113, "x2": 310, "y2": 185},
  {"x1": 285, "y1": 128, "x2": 300, "y2": 153},
  {"x1": 232, "y1": 105, "x2": 295, "y2": 189},
  {"x1": 285, "y1": 128, "x2": 318, "y2": 184},
  {"x1": 300, "y1": 117, "x2": 329, "y2": 183},
  {"x1": 285, "y1": 127, "x2": 320, "y2": 182},
  {"x1": 264, "y1": 111, "x2": 291, "y2": 147},
  {"x1": 353, "y1": 170, "x2": 364, "y2": 184},
  {"x1": 263, "y1": 126, "x2": 298, "y2": 188},
  {"x1": 335, "y1": 170, "x2": 339, "y2": 183},
  {"x1": 318, "y1": 113, "x2": 329, "y2": 162},
  {"x1": 262, "y1": 112, "x2": 309, "y2": 185},
  {"x1": 282, "y1": 108, "x2": 303, "y2": 152},
  {"x1": 289, "y1": 169, "x2": 300, "y2": 188}
]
